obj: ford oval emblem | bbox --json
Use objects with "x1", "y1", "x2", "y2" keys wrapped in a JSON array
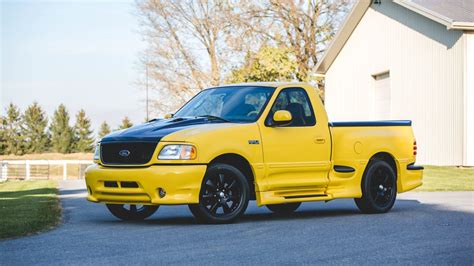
[{"x1": 119, "y1": 150, "x2": 130, "y2": 157}]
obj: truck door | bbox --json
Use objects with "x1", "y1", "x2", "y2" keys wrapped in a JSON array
[{"x1": 259, "y1": 87, "x2": 331, "y2": 196}]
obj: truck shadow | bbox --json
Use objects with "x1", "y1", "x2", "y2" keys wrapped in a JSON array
[
  {"x1": 57, "y1": 186, "x2": 461, "y2": 227},
  {"x1": 91, "y1": 198, "x2": 423, "y2": 226}
]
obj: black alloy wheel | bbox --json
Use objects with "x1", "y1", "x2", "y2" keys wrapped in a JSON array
[
  {"x1": 355, "y1": 160, "x2": 397, "y2": 214},
  {"x1": 189, "y1": 163, "x2": 250, "y2": 224},
  {"x1": 106, "y1": 204, "x2": 159, "y2": 220}
]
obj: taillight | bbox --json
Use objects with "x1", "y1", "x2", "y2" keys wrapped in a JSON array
[{"x1": 413, "y1": 140, "x2": 417, "y2": 156}]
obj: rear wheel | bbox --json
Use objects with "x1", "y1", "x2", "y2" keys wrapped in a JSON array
[
  {"x1": 189, "y1": 163, "x2": 250, "y2": 224},
  {"x1": 355, "y1": 160, "x2": 397, "y2": 214},
  {"x1": 106, "y1": 204, "x2": 159, "y2": 220},
  {"x1": 266, "y1": 202, "x2": 301, "y2": 214}
]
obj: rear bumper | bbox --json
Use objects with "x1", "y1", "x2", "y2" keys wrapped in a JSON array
[
  {"x1": 407, "y1": 163, "x2": 424, "y2": 171},
  {"x1": 400, "y1": 163, "x2": 423, "y2": 192},
  {"x1": 85, "y1": 164, "x2": 207, "y2": 205}
]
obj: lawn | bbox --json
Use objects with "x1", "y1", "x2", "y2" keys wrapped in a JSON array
[
  {"x1": 415, "y1": 166, "x2": 474, "y2": 191},
  {"x1": 0, "y1": 180, "x2": 61, "y2": 239}
]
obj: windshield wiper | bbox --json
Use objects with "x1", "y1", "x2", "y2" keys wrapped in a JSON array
[{"x1": 197, "y1": 115, "x2": 230, "y2": 122}]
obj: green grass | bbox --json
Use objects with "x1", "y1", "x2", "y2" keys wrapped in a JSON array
[
  {"x1": 415, "y1": 166, "x2": 474, "y2": 191},
  {"x1": 0, "y1": 180, "x2": 61, "y2": 239}
]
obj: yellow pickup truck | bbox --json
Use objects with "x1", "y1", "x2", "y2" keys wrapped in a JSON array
[{"x1": 85, "y1": 82, "x2": 423, "y2": 223}]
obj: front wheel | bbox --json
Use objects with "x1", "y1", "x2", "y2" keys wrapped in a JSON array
[
  {"x1": 355, "y1": 160, "x2": 397, "y2": 214},
  {"x1": 189, "y1": 163, "x2": 250, "y2": 224},
  {"x1": 106, "y1": 204, "x2": 159, "y2": 220}
]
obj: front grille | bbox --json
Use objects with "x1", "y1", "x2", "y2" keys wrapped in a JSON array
[{"x1": 100, "y1": 142, "x2": 158, "y2": 165}]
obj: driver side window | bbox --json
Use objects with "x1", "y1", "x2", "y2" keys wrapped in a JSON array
[{"x1": 266, "y1": 88, "x2": 316, "y2": 127}]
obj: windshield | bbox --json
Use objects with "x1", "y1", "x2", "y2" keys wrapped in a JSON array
[{"x1": 174, "y1": 86, "x2": 275, "y2": 122}]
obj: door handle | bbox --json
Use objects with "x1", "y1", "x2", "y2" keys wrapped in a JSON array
[{"x1": 315, "y1": 138, "x2": 326, "y2": 144}]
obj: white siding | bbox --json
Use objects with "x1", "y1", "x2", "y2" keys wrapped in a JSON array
[
  {"x1": 464, "y1": 32, "x2": 474, "y2": 166},
  {"x1": 325, "y1": 0, "x2": 465, "y2": 166},
  {"x1": 373, "y1": 72, "x2": 391, "y2": 119}
]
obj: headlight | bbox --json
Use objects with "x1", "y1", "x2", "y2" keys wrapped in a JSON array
[
  {"x1": 158, "y1": 144, "x2": 197, "y2": 160},
  {"x1": 93, "y1": 144, "x2": 100, "y2": 161}
]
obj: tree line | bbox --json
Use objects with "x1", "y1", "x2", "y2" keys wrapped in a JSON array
[
  {"x1": 0, "y1": 102, "x2": 134, "y2": 155},
  {"x1": 136, "y1": 0, "x2": 351, "y2": 113}
]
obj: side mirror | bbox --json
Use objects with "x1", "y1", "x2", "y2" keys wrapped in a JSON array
[
  {"x1": 272, "y1": 110, "x2": 292, "y2": 126},
  {"x1": 164, "y1": 113, "x2": 174, "y2": 119}
]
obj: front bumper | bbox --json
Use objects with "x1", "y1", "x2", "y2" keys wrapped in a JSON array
[{"x1": 85, "y1": 164, "x2": 207, "y2": 205}]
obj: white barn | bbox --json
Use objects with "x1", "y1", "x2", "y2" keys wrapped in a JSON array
[{"x1": 316, "y1": 0, "x2": 474, "y2": 166}]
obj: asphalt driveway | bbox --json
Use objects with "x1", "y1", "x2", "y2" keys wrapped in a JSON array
[{"x1": 0, "y1": 180, "x2": 472, "y2": 265}]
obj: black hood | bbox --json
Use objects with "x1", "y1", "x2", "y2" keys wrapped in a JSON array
[{"x1": 101, "y1": 117, "x2": 225, "y2": 143}]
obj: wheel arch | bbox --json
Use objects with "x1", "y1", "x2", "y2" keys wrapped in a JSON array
[
  {"x1": 355, "y1": 151, "x2": 399, "y2": 213},
  {"x1": 367, "y1": 152, "x2": 398, "y2": 180},
  {"x1": 209, "y1": 153, "x2": 256, "y2": 200}
]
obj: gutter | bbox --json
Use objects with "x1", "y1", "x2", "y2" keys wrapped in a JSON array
[{"x1": 451, "y1": 22, "x2": 474, "y2": 31}]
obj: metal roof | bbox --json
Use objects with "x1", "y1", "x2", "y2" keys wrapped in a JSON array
[
  {"x1": 410, "y1": 0, "x2": 474, "y2": 22},
  {"x1": 395, "y1": 0, "x2": 474, "y2": 29}
]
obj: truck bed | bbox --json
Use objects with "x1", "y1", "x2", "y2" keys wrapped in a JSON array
[{"x1": 327, "y1": 119, "x2": 421, "y2": 195}]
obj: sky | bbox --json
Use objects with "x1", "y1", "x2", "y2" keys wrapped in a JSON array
[{"x1": 1, "y1": 0, "x2": 150, "y2": 132}]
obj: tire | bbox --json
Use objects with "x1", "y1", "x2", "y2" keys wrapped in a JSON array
[
  {"x1": 355, "y1": 160, "x2": 397, "y2": 214},
  {"x1": 189, "y1": 163, "x2": 250, "y2": 224},
  {"x1": 266, "y1": 202, "x2": 301, "y2": 214},
  {"x1": 106, "y1": 204, "x2": 159, "y2": 220}
]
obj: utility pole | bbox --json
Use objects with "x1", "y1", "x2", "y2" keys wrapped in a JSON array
[{"x1": 146, "y1": 63, "x2": 149, "y2": 121}]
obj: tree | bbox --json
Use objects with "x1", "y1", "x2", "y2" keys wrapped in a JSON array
[
  {"x1": 226, "y1": 45, "x2": 298, "y2": 83},
  {"x1": 98, "y1": 121, "x2": 111, "y2": 139},
  {"x1": 136, "y1": 0, "x2": 245, "y2": 112},
  {"x1": 50, "y1": 104, "x2": 74, "y2": 153},
  {"x1": 73, "y1": 109, "x2": 94, "y2": 153},
  {"x1": 118, "y1": 117, "x2": 133, "y2": 130},
  {"x1": 0, "y1": 115, "x2": 7, "y2": 155},
  {"x1": 22, "y1": 102, "x2": 49, "y2": 153},
  {"x1": 2, "y1": 103, "x2": 24, "y2": 155},
  {"x1": 238, "y1": 0, "x2": 352, "y2": 82},
  {"x1": 136, "y1": 0, "x2": 351, "y2": 114}
]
